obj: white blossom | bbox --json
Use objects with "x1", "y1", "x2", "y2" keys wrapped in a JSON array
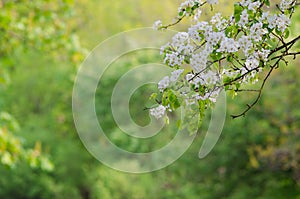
[
  {"x1": 248, "y1": 1, "x2": 260, "y2": 11},
  {"x1": 238, "y1": 10, "x2": 248, "y2": 27},
  {"x1": 150, "y1": 105, "x2": 166, "y2": 119},
  {"x1": 253, "y1": 49, "x2": 270, "y2": 61},
  {"x1": 172, "y1": 32, "x2": 189, "y2": 47},
  {"x1": 217, "y1": 37, "x2": 239, "y2": 53},
  {"x1": 241, "y1": 69, "x2": 259, "y2": 84},
  {"x1": 187, "y1": 21, "x2": 208, "y2": 45},
  {"x1": 185, "y1": 73, "x2": 194, "y2": 82},
  {"x1": 260, "y1": 11, "x2": 269, "y2": 21},
  {"x1": 250, "y1": 22, "x2": 267, "y2": 42},
  {"x1": 240, "y1": 0, "x2": 250, "y2": 7},
  {"x1": 279, "y1": 0, "x2": 295, "y2": 10},
  {"x1": 193, "y1": 9, "x2": 202, "y2": 22},
  {"x1": 181, "y1": 43, "x2": 195, "y2": 55},
  {"x1": 172, "y1": 33, "x2": 195, "y2": 55},
  {"x1": 158, "y1": 76, "x2": 170, "y2": 92},
  {"x1": 206, "y1": 31, "x2": 224, "y2": 47},
  {"x1": 170, "y1": 69, "x2": 185, "y2": 82},
  {"x1": 210, "y1": 13, "x2": 227, "y2": 30},
  {"x1": 178, "y1": 0, "x2": 203, "y2": 16},
  {"x1": 153, "y1": 20, "x2": 163, "y2": 30},
  {"x1": 267, "y1": 15, "x2": 277, "y2": 29},
  {"x1": 190, "y1": 50, "x2": 209, "y2": 73},
  {"x1": 245, "y1": 56, "x2": 259, "y2": 70},
  {"x1": 268, "y1": 14, "x2": 290, "y2": 32},
  {"x1": 208, "y1": 88, "x2": 222, "y2": 102},
  {"x1": 188, "y1": 70, "x2": 220, "y2": 87},
  {"x1": 216, "y1": 19, "x2": 228, "y2": 30},
  {"x1": 190, "y1": 87, "x2": 221, "y2": 102},
  {"x1": 238, "y1": 35, "x2": 253, "y2": 55},
  {"x1": 201, "y1": 70, "x2": 220, "y2": 85},
  {"x1": 204, "y1": 43, "x2": 214, "y2": 54},
  {"x1": 203, "y1": 25, "x2": 213, "y2": 38},
  {"x1": 195, "y1": 0, "x2": 203, "y2": 4},
  {"x1": 210, "y1": 13, "x2": 222, "y2": 25},
  {"x1": 178, "y1": 0, "x2": 195, "y2": 15},
  {"x1": 160, "y1": 42, "x2": 170, "y2": 55},
  {"x1": 240, "y1": 0, "x2": 260, "y2": 11},
  {"x1": 164, "y1": 52, "x2": 184, "y2": 67},
  {"x1": 153, "y1": 0, "x2": 297, "y2": 117},
  {"x1": 188, "y1": 26, "x2": 202, "y2": 42},
  {"x1": 191, "y1": 93, "x2": 202, "y2": 100},
  {"x1": 192, "y1": 76, "x2": 202, "y2": 88}
]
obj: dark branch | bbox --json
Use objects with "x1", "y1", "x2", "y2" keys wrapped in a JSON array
[
  {"x1": 268, "y1": 35, "x2": 300, "y2": 58},
  {"x1": 231, "y1": 66, "x2": 275, "y2": 119}
]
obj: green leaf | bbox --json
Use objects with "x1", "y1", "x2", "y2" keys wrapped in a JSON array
[
  {"x1": 223, "y1": 77, "x2": 232, "y2": 84},
  {"x1": 164, "y1": 116, "x2": 170, "y2": 125},
  {"x1": 184, "y1": 56, "x2": 190, "y2": 64},
  {"x1": 211, "y1": 52, "x2": 222, "y2": 61},
  {"x1": 248, "y1": 10, "x2": 255, "y2": 19},
  {"x1": 229, "y1": 89, "x2": 237, "y2": 99},
  {"x1": 168, "y1": 90, "x2": 181, "y2": 110},
  {"x1": 225, "y1": 25, "x2": 238, "y2": 37},
  {"x1": 283, "y1": 29, "x2": 290, "y2": 39},
  {"x1": 264, "y1": 0, "x2": 270, "y2": 6},
  {"x1": 234, "y1": 3, "x2": 243, "y2": 22},
  {"x1": 149, "y1": 93, "x2": 157, "y2": 100},
  {"x1": 235, "y1": 83, "x2": 241, "y2": 90},
  {"x1": 162, "y1": 92, "x2": 169, "y2": 106},
  {"x1": 227, "y1": 54, "x2": 234, "y2": 62},
  {"x1": 266, "y1": 38, "x2": 278, "y2": 49},
  {"x1": 275, "y1": 28, "x2": 282, "y2": 36},
  {"x1": 186, "y1": 7, "x2": 191, "y2": 13}
]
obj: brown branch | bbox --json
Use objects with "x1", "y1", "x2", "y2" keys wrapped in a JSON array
[
  {"x1": 231, "y1": 66, "x2": 275, "y2": 119},
  {"x1": 268, "y1": 35, "x2": 300, "y2": 58},
  {"x1": 230, "y1": 54, "x2": 285, "y2": 119},
  {"x1": 271, "y1": 52, "x2": 300, "y2": 60},
  {"x1": 161, "y1": 1, "x2": 206, "y2": 29},
  {"x1": 223, "y1": 65, "x2": 261, "y2": 87},
  {"x1": 188, "y1": 57, "x2": 226, "y2": 82},
  {"x1": 162, "y1": 16, "x2": 185, "y2": 29},
  {"x1": 228, "y1": 88, "x2": 260, "y2": 92}
]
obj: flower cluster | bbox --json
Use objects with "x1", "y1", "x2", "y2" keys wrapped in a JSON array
[
  {"x1": 279, "y1": 0, "x2": 296, "y2": 10},
  {"x1": 150, "y1": 105, "x2": 166, "y2": 119},
  {"x1": 238, "y1": 10, "x2": 249, "y2": 27},
  {"x1": 267, "y1": 14, "x2": 291, "y2": 33},
  {"x1": 240, "y1": 0, "x2": 260, "y2": 11},
  {"x1": 153, "y1": 20, "x2": 163, "y2": 30},
  {"x1": 178, "y1": 0, "x2": 203, "y2": 17},
  {"x1": 150, "y1": 0, "x2": 298, "y2": 121}
]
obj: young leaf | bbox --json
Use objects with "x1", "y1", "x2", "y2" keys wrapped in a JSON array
[{"x1": 234, "y1": 3, "x2": 243, "y2": 22}]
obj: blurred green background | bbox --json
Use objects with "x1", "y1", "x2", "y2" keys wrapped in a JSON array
[{"x1": 0, "y1": 0, "x2": 300, "y2": 198}]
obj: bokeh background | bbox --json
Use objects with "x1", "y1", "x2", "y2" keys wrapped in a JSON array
[{"x1": 0, "y1": 0, "x2": 300, "y2": 198}]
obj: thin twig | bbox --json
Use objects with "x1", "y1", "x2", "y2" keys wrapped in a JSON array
[{"x1": 231, "y1": 66, "x2": 275, "y2": 119}]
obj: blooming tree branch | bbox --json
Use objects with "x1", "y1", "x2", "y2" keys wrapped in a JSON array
[{"x1": 150, "y1": 0, "x2": 299, "y2": 131}]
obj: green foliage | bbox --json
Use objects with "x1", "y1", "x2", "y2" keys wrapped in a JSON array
[
  {"x1": 233, "y1": 3, "x2": 243, "y2": 22},
  {"x1": 0, "y1": 52, "x2": 95, "y2": 198},
  {"x1": 0, "y1": 111, "x2": 53, "y2": 171},
  {"x1": 0, "y1": 0, "x2": 85, "y2": 168}
]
